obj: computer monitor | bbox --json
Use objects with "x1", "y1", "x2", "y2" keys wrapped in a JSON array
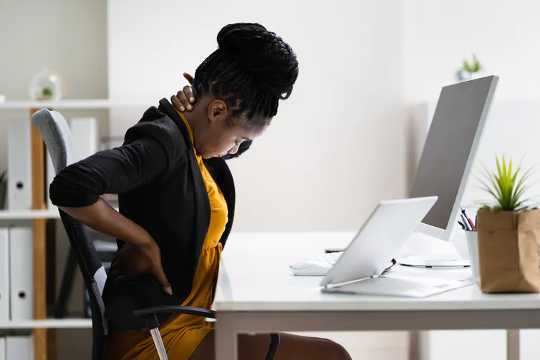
[{"x1": 410, "y1": 75, "x2": 498, "y2": 241}]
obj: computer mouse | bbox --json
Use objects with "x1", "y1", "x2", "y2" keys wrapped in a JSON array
[{"x1": 289, "y1": 260, "x2": 331, "y2": 276}]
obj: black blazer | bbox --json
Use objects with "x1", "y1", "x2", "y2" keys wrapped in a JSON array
[{"x1": 50, "y1": 99, "x2": 245, "y2": 328}]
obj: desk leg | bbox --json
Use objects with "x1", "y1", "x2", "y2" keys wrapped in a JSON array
[
  {"x1": 507, "y1": 329, "x2": 519, "y2": 360},
  {"x1": 408, "y1": 330, "x2": 420, "y2": 360},
  {"x1": 216, "y1": 313, "x2": 238, "y2": 360}
]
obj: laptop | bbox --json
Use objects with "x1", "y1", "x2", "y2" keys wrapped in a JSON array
[{"x1": 320, "y1": 196, "x2": 473, "y2": 298}]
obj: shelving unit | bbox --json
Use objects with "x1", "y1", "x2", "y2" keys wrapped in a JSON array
[
  {"x1": 0, "y1": 100, "x2": 125, "y2": 360},
  {"x1": 0, "y1": 209, "x2": 122, "y2": 220},
  {"x1": 0, "y1": 99, "x2": 149, "y2": 110},
  {"x1": 0, "y1": 100, "x2": 110, "y2": 109},
  {"x1": 0, "y1": 209, "x2": 60, "y2": 220},
  {"x1": 0, "y1": 319, "x2": 91, "y2": 330}
]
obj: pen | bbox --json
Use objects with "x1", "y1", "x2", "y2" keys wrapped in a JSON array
[
  {"x1": 460, "y1": 212, "x2": 471, "y2": 231},
  {"x1": 458, "y1": 221, "x2": 466, "y2": 230},
  {"x1": 461, "y1": 209, "x2": 476, "y2": 231},
  {"x1": 324, "y1": 248, "x2": 345, "y2": 253}
]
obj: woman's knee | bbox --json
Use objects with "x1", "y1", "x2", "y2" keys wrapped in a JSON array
[
  {"x1": 319, "y1": 338, "x2": 351, "y2": 360},
  {"x1": 278, "y1": 333, "x2": 351, "y2": 360}
]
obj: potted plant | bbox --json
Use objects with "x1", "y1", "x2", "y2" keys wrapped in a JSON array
[
  {"x1": 29, "y1": 68, "x2": 63, "y2": 101},
  {"x1": 476, "y1": 155, "x2": 540, "y2": 293},
  {"x1": 456, "y1": 54, "x2": 483, "y2": 81}
]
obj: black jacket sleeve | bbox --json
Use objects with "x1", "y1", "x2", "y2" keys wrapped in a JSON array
[
  {"x1": 49, "y1": 137, "x2": 169, "y2": 207},
  {"x1": 50, "y1": 112, "x2": 188, "y2": 207}
]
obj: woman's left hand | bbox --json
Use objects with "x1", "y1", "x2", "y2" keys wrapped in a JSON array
[{"x1": 171, "y1": 72, "x2": 196, "y2": 112}]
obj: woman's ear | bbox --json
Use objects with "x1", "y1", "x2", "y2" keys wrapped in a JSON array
[{"x1": 207, "y1": 99, "x2": 228, "y2": 124}]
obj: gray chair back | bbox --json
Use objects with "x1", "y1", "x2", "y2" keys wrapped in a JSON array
[{"x1": 32, "y1": 108, "x2": 108, "y2": 360}]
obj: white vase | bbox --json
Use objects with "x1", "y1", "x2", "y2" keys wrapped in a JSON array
[
  {"x1": 456, "y1": 69, "x2": 484, "y2": 82},
  {"x1": 29, "y1": 68, "x2": 63, "y2": 100}
]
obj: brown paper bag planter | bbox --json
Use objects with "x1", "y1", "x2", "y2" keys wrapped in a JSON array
[{"x1": 477, "y1": 208, "x2": 540, "y2": 293}]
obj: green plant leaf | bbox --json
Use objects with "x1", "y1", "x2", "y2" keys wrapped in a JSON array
[
  {"x1": 472, "y1": 54, "x2": 481, "y2": 72},
  {"x1": 478, "y1": 155, "x2": 535, "y2": 211},
  {"x1": 463, "y1": 59, "x2": 472, "y2": 73}
]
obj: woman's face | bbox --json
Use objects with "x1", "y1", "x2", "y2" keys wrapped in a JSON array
[{"x1": 195, "y1": 99, "x2": 268, "y2": 159}]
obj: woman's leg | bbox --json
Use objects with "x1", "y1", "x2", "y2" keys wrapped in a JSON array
[{"x1": 190, "y1": 330, "x2": 351, "y2": 360}]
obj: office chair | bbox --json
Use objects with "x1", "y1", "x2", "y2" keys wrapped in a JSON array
[{"x1": 32, "y1": 108, "x2": 280, "y2": 360}]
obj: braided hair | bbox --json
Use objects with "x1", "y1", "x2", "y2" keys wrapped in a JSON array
[{"x1": 193, "y1": 23, "x2": 299, "y2": 130}]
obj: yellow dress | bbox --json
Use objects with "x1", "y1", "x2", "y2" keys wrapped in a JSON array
[{"x1": 106, "y1": 112, "x2": 228, "y2": 360}]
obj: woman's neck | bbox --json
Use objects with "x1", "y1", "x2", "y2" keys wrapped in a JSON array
[{"x1": 182, "y1": 98, "x2": 209, "y2": 150}]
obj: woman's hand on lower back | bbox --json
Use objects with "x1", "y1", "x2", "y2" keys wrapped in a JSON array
[
  {"x1": 171, "y1": 72, "x2": 196, "y2": 112},
  {"x1": 59, "y1": 199, "x2": 174, "y2": 295},
  {"x1": 111, "y1": 237, "x2": 173, "y2": 295},
  {"x1": 139, "y1": 238, "x2": 173, "y2": 295}
]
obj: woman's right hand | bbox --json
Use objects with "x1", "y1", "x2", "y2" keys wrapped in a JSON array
[
  {"x1": 171, "y1": 72, "x2": 196, "y2": 112},
  {"x1": 58, "y1": 200, "x2": 173, "y2": 295},
  {"x1": 111, "y1": 236, "x2": 173, "y2": 295}
]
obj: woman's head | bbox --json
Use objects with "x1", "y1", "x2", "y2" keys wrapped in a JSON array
[{"x1": 188, "y1": 23, "x2": 298, "y2": 159}]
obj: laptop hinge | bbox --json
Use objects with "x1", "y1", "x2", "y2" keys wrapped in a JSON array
[{"x1": 323, "y1": 258, "x2": 397, "y2": 289}]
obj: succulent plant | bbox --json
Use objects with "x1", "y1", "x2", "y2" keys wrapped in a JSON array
[
  {"x1": 478, "y1": 155, "x2": 535, "y2": 211},
  {"x1": 462, "y1": 54, "x2": 482, "y2": 73}
]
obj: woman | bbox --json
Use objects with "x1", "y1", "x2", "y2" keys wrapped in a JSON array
[{"x1": 50, "y1": 23, "x2": 351, "y2": 360}]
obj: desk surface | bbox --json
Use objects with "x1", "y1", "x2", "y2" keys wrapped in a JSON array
[{"x1": 215, "y1": 232, "x2": 540, "y2": 312}]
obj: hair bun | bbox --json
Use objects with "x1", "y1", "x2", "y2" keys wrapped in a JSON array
[
  {"x1": 217, "y1": 23, "x2": 269, "y2": 55},
  {"x1": 217, "y1": 23, "x2": 298, "y2": 99}
]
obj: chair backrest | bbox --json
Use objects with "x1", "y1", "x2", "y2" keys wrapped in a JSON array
[{"x1": 32, "y1": 108, "x2": 108, "y2": 360}]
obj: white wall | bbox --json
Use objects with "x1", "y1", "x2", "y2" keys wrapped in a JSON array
[
  {"x1": 403, "y1": 0, "x2": 540, "y2": 203},
  {"x1": 0, "y1": 0, "x2": 108, "y2": 179},
  {"x1": 0, "y1": 0, "x2": 108, "y2": 100},
  {"x1": 403, "y1": 0, "x2": 540, "y2": 250},
  {"x1": 108, "y1": 0, "x2": 408, "y2": 232},
  {"x1": 403, "y1": 0, "x2": 540, "y2": 103}
]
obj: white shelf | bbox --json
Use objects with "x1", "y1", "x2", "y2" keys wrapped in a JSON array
[
  {"x1": 0, "y1": 209, "x2": 60, "y2": 219},
  {"x1": 0, "y1": 318, "x2": 91, "y2": 329},
  {"x1": 0, "y1": 99, "x2": 151, "y2": 109},
  {"x1": 0, "y1": 99, "x2": 110, "y2": 109}
]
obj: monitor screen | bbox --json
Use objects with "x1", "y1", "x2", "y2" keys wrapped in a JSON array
[{"x1": 410, "y1": 76, "x2": 498, "y2": 230}]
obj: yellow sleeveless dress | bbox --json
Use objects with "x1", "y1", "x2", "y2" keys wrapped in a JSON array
[{"x1": 106, "y1": 112, "x2": 228, "y2": 360}]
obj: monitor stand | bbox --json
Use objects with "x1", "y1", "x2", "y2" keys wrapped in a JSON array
[{"x1": 396, "y1": 231, "x2": 470, "y2": 268}]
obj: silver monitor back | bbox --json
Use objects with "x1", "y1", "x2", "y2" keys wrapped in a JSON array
[{"x1": 410, "y1": 76, "x2": 498, "y2": 241}]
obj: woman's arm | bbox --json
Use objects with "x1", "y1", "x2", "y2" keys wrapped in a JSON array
[
  {"x1": 60, "y1": 199, "x2": 170, "y2": 292},
  {"x1": 50, "y1": 136, "x2": 173, "y2": 294},
  {"x1": 61, "y1": 199, "x2": 147, "y2": 246}
]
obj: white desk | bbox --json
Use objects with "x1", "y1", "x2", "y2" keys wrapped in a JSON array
[{"x1": 214, "y1": 233, "x2": 540, "y2": 360}]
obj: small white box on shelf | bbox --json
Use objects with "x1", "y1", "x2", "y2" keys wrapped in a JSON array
[
  {"x1": 6, "y1": 335, "x2": 33, "y2": 360},
  {"x1": 7, "y1": 119, "x2": 32, "y2": 210},
  {"x1": 70, "y1": 117, "x2": 98, "y2": 161},
  {"x1": 0, "y1": 336, "x2": 5, "y2": 360},
  {"x1": 0, "y1": 228, "x2": 9, "y2": 322},
  {"x1": 8, "y1": 226, "x2": 33, "y2": 320}
]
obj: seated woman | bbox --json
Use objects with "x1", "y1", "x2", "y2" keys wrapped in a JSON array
[{"x1": 50, "y1": 22, "x2": 351, "y2": 360}]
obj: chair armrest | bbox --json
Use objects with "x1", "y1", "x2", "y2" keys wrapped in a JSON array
[
  {"x1": 133, "y1": 305, "x2": 216, "y2": 319},
  {"x1": 134, "y1": 306, "x2": 279, "y2": 359}
]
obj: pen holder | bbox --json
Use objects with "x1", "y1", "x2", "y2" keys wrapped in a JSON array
[{"x1": 464, "y1": 230, "x2": 480, "y2": 284}]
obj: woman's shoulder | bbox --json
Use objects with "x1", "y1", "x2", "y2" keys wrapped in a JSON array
[{"x1": 124, "y1": 105, "x2": 190, "y2": 169}]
